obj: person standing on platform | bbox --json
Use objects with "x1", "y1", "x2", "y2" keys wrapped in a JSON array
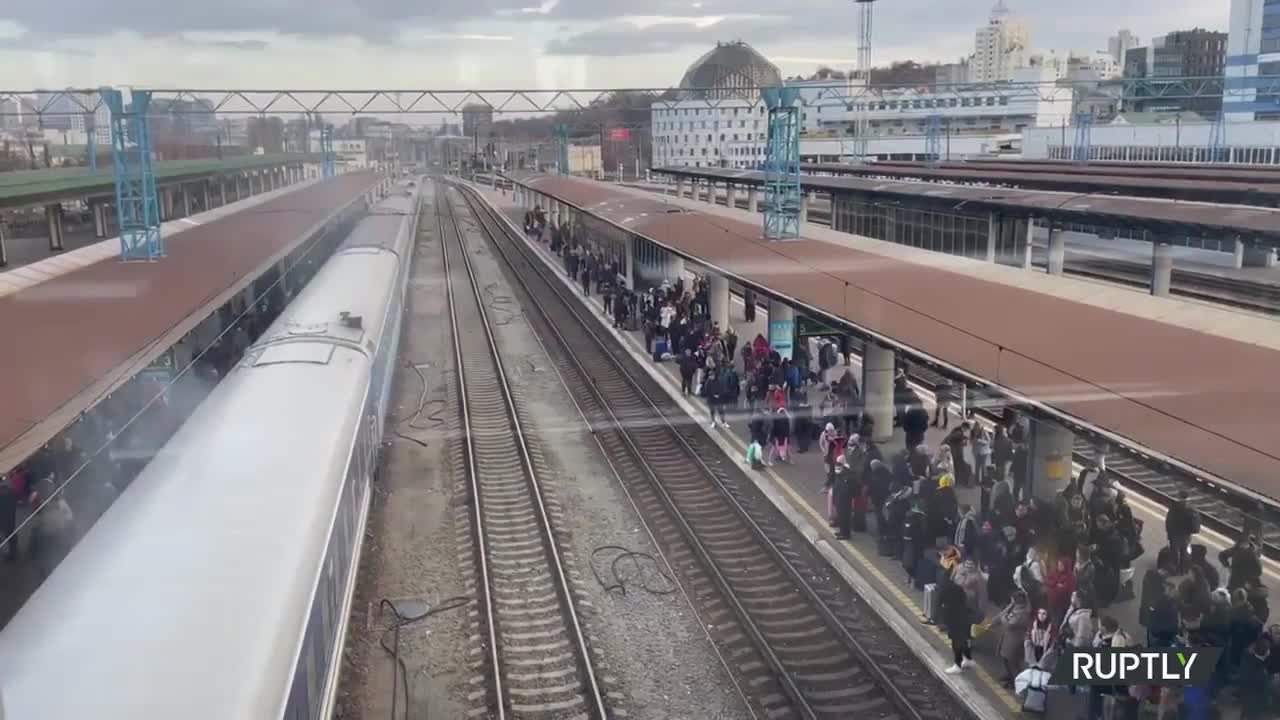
[
  {"x1": 768, "y1": 407, "x2": 792, "y2": 465},
  {"x1": 834, "y1": 437, "x2": 865, "y2": 539},
  {"x1": 678, "y1": 350, "x2": 697, "y2": 396},
  {"x1": 743, "y1": 288, "x2": 756, "y2": 322},
  {"x1": 720, "y1": 365, "x2": 740, "y2": 425},
  {"x1": 941, "y1": 574, "x2": 976, "y2": 674},
  {"x1": 1164, "y1": 490, "x2": 1200, "y2": 573},
  {"x1": 704, "y1": 367, "x2": 727, "y2": 429},
  {"x1": 932, "y1": 378, "x2": 954, "y2": 429}
]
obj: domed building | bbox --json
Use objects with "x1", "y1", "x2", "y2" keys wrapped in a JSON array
[
  {"x1": 678, "y1": 41, "x2": 782, "y2": 99},
  {"x1": 652, "y1": 41, "x2": 781, "y2": 170}
]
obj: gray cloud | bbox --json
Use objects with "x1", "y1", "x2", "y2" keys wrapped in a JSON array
[
  {"x1": 545, "y1": 17, "x2": 776, "y2": 57},
  {"x1": 202, "y1": 39, "x2": 270, "y2": 50},
  {"x1": 1, "y1": 0, "x2": 1223, "y2": 51},
  {"x1": 540, "y1": 0, "x2": 1224, "y2": 61}
]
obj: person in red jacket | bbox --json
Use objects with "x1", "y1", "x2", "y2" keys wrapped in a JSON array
[{"x1": 1044, "y1": 556, "x2": 1076, "y2": 624}]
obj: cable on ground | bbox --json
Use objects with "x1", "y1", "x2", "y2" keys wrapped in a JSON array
[
  {"x1": 388, "y1": 359, "x2": 447, "y2": 448},
  {"x1": 483, "y1": 282, "x2": 516, "y2": 326},
  {"x1": 589, "y1": 545, "x2": 678, "y2": 597},
  {"x1": 378, "y1": 595, "x2": 470, "y2": 720}
]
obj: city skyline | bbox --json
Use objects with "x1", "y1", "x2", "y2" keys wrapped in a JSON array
[{"x1": 0, "y1": 1, "x2": 1227, "y2": 90}]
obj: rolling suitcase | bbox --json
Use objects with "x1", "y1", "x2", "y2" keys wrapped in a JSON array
[
  {"x1": 653, "y1": 339, "x2": 669, "y2": 362},
  {"x1": 922, "y1": 583, "x2": 940, "y2": 625}
]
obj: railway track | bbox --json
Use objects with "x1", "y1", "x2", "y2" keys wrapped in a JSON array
[
  {"x1": 453, "y1": 180, "x2": 977, "y2": 720},
  {"x1": 439, "y1": 185, "x2": 609, "y2": 720}
]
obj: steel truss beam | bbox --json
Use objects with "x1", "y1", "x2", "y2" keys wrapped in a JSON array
[{"x1": 4, "y1": 77, "x2": 1279, "y2": 119}]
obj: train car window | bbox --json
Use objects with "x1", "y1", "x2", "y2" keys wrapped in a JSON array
[
  {"x1": 287, "y1": 654, "x2": 310, "y2": 720},
  {"x1": 320, "y1": 556, "x2": 335, "y2": 667},
  {"x1": 304, "y1": 614, "x2": 321, "y2": 719}
]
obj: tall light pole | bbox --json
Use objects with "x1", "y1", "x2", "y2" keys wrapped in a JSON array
[{"x1": 852, "y1": 0, "x2": 877, "y2": 164}]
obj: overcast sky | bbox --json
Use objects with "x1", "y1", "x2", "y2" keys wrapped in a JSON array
[{"x1": 0, "y1": 1, "x2": 1227, "y2": 91}]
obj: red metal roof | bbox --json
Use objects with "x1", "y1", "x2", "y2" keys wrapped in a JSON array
[
  {"x1": 0, "y1": 173, "x2": 378, "y2": 467},
  {"x1": 523, "y1": 174, "x2": 1280, "y2": 500}
]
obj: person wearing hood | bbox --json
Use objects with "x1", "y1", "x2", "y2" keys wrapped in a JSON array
[{"x1": 993, "y1": 590, "x2": 1031, "y2": 686}]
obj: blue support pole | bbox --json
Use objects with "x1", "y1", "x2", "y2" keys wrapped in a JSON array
[
  {"x1": 1071, "y1": 112, "x2": 1094, "y2": 165},
  {"x1": 100, "y1": 87, "x2": 163, "y2": 262},
  {"x1": 762, "y1": 86, "x2": 801, "y2": 240},
  {"x1": 86, "y1": 110, "x2": 97, "y2": 172},
  {"x1": 554, "y1": 124, "x2": 570, "y2": 176},
  {"x1": 1208, "y1": 111, "x2": 1227, "y2": 163},
  {"x1": 320, "y1": 126, "x2": 335, "y2": 178},
  {"x1": 925, "y1": 114, "x2": 943, "y2": 168}
]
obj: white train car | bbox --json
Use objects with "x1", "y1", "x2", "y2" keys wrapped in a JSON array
[{"x1": 0, "y1": 184, "x2": 421, "y2": 720}]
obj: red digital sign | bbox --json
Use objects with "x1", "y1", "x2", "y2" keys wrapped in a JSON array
[{"x1": 609, "y1": 128, "x2": 631, "y2": 141}]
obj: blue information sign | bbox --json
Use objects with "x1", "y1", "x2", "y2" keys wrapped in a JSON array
[{"x1": 768, "y1": 319, "x2": 794, "y2": 361}]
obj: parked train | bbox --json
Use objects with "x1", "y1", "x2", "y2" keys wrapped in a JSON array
[{"x1": 0, "y1": 182, "x2": 421, "y2": 719}]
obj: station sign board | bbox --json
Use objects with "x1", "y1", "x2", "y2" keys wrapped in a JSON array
[
  {"x1": 139, "y1": 349, "x2": 176, "y2": 384},
  {"x1": 796, "y1": 315, "x2": 844, "y2": 339}
]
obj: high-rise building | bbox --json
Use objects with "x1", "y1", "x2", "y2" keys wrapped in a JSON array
[
  {"x1": 1225, "y1": 0, "x2": 1280, "y2": 120},
  {"x1": 969, "y1": 0, "x2": 1030, "y2": 83},
  {"x1": 69, "y1": 104, "x2": 112, "y2": 147},
  {"x1": 1125, "y1": 29, "x2": 1227, "y2": 115},
  {"x1": 1108, "y1": 30, "x2": 1140, "y2": 64}
]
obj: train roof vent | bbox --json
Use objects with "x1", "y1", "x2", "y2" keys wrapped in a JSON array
[
  {"x1": 253, "y1": 343, "x2": 336, "y2": 367},
  {"x1": 339, "y1": 311, "x2": 364, "y2": 330}
]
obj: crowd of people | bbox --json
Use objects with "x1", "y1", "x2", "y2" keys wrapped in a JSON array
[{"x1": 526, "y1": 205, "x2": 1279, "y2": 719}]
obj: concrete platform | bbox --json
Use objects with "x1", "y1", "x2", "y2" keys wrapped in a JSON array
[{"x1": 477, "y1": 182, "x2": 1280, "y2": 719}]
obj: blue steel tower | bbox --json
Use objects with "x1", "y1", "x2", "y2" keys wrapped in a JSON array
[
  {"x1": 100, "y1": 87, "x2": 163, "y2": 262},
  {"x1": 762, "y1": 86, "x2": 801, "y2": 240}
]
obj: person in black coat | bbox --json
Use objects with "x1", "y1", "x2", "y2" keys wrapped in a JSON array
[
  {"x1": 901, "y1": 403, "x2": 930, "y2": 453},
  {"x1": 1164, "y1": 490, "x2": 1199, "y2": 572},
  {"x1": 940, "y1": 575, "x2": 974, "y2": 673},
  {"x1": 1239, "y1": 638, "x2": 1273, "y2": 720},
  {"x1": 678, "y1": 350, "x2": 697, "y2": 396}
]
